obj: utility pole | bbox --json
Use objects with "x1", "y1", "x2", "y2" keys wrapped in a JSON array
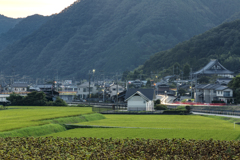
[
  {"x1": 116, "y1": 73, "x2": 118, "y2": 104},
  {"x1": 191, "y1": 68, "x2": 193, "y2": 99},
  {"x1": 88, "y1": 70, "x2": 91, "y2": 106}
]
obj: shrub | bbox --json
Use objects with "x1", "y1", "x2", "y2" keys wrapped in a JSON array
[
  {"x1": 53, "y1": 97, "x2": 68, "y2": 106},
  {"x1": 154, "y1": 99, "x2": 161, "y2": 106},
  {"x1": 176, "y1": 106, "x2": 187, "y2": 111},
  {"x1": 154, "y1": 104, "x2": 167, "y2": 110}
]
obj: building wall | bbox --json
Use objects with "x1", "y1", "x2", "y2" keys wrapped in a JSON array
[
  {"x1": 110, "y1": 85, "x2": 124, "y2": 97},
  {"x1": 203, "y1": 89, "x2": 216, "y2": 103},
  {"x1": 194, "y1": 89, "x2": 203, "y2": 103},
  {"x1": 0, "y1": 95, "x2": 9, "y2": 102},
  {"x1": 77, "y1": 84, "x2": 97, "y2": 99},
  {"x1": 216, "y1": 89, "x2": 233, "y2": 97},
  {"x1": 127, "y1": 96, "x2": 146, "y2": 111}
]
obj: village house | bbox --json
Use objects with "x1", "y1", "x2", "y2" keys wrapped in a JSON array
[
  {"x1": 11, "y1": 82, "x2": 29, "y2": 92},
  {"x1": 194, "y1": 84, "x2": 233, "y2": 104},
  {"x1": 77, "y1": 82, "x2": 97, "y2": 99},
  {"x1": 125, "y1": 89, "x2": 155, "y2": 111}
]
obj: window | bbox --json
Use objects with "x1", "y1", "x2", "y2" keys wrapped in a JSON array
[
  {"x1": 224, "y1": 91, "x2": 231, "y2": 97},
  {"x1": 112, "y1": 88, "x2": 116, "y2": 91},
  {"x1": 83, "y1": 88, "x2": 86, "y2": 92}
]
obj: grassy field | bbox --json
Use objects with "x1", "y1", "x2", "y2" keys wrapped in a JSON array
[
  {"x1": 0, "y1": 106, "x2": 92, "y2": 132},
  {"x1": 46, "y1": 115, "x2": 240, "y2": 140}
]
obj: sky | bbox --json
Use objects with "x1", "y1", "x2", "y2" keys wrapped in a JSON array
[{"x1": 0, "y1": 0, "x2": 77, "y2": 18}]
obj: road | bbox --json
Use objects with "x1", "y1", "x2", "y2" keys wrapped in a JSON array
[{"x1": 192, "y1": 112, "x2": 240, "y2": 119}]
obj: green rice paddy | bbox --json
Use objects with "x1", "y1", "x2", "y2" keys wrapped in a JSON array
[
  {"x1": 46, "y1": 115, "x2": 240, "y2": 140},
  {"x1": 2, "y1": 106, "x2": 240, "y2": 140},
  {"x1": 0, "y1": 106, "x2": 92, "y2": 132}
]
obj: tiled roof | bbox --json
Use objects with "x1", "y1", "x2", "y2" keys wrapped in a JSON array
[
  {"x1": 12, "y1": 82, "x2": 29, "y2": 88},
  {"x1": 125, "y1": 89, "x2": 155, "y2": 100},
  {"x1": 193, "y1": 59, "x2": 233, "y2": 75}
]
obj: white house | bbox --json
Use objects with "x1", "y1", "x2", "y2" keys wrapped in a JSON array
[
  {"x1": 109, "y1": 84, "x2": 124, "y2": 98},
  {"x1": 194, "y1": 84, "x2": 233, "y2": 103},
  {"x1": 77, "y1": 82, "x2": 97, "y2": 99},
  {"x1": 125, "y1": 89, "x2": 155, "y2": 111},
  {"x1": 216, "y1": 86, "x2": 233, "y2": 103},
  {"x1": 0, "y1": 94, "x2": 10, "y2": 102},
  {"x1": 11, "y1": 82, "x2": 28, "y2": 92}
]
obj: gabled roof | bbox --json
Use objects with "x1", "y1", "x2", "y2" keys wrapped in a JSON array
[
  {"x1": 125, "y1": 89, "x2": 155, "y2": 101},
  {"x1": 193, "y1": 59, "x2": 233, "y2": 75}
]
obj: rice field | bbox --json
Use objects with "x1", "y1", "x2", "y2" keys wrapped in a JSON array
[
  {"x1": 0, "y1": 106, "x2": 92, "y2": 132},
  {"x1": 46, "y1": 115, "x2": 240, "y2": 140}
]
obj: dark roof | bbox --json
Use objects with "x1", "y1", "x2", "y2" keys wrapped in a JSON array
[
  {"x1": 215, "y1": 86, "x2": 229, "y2": 91},
  {"x1": 125, "y1": 89, "x2": 155, "y2": 100},
  {"x1": 193, "y1": 59, "x2": 233, "y2": 75},
  {"x1": 12, "y1": 82, "x2": 29, "y2": 88},
  {"x1": 195, "y1": 84, "x2": 223, "y2": 90}
]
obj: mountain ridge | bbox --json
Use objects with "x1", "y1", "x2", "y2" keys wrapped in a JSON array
[{"x1": 1, "y1": 0, "x2": 240, "y2": 78}]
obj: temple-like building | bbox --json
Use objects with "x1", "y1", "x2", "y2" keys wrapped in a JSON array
[{"x1": 193, "y1": 59, "x2": 234, "y2": 78}]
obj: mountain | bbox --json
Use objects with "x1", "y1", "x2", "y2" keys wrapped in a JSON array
[
  {"x1": 0, "y1": 14, "x2": 52, "y2": 51},
  {"x1": 0, "y1": 14, "x2": 22, "y2": 35},
  {"x1": 141, "y1": 20, "x2": 240, "y2": 75},
  {"x1": 1, "y1": 0, "x2": 240, "y2": 79}
]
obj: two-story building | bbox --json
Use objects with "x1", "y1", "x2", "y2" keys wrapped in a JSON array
[
  {"x1": 11, "y1": 82, "x2": 29, "y2": 92},
  {"x1": 77, "y1": 82, "x2": 97, "y2": 99},
  {"x1": 194, "y1": 84, "x2": 233, "y2": 103},
  {"x1": 109, "y1": 84, "x2": 124, "y2": 98}
]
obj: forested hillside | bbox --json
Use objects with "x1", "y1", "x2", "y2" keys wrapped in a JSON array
[
  {"x1": 0, "y1": 14, "x2": 52, "y2": 51},
  {"x1": 0, "y1": 15, "x2": 22, "y2": 35},
  {"x1": 1, "y1": 0, "x2": 240, "y2": 78},
  {"x1": 141, "y1": 20, "x2": 240, "y2": 76}
]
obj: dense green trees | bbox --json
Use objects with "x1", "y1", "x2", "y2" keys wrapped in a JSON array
[
  {"x1": 1, "y1": 0, "x2": 240, "y2": 78},
  {"x1": 141, "y1": 20, "x2": 240, "y2": 76},
  {"x1": 0, "y1": 15, "x2": 51, "y2": 51},
  {"x1": 228, "y1": 75, "x2": 240, "y2": 103},
  {"x1": 7, "y1": 91, "x2": 67, "y2": 106}
]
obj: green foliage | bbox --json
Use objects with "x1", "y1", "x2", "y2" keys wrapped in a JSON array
[
  {"x1": 198, "y1": 76, "x2": 210, "y2": 84},
  {"x1": 228, "y1": 74, "x2": 240, "y2": 103},
  {"x1": 178, "y1": 88, "x2": 187, "y2": 96},
  {"x1": 146, "y1": 80, "x2": 151, "y2": 87},
  {"x1": 7, "y1": 92, "x2": 67, "y2": 106},
  {"x1": 53, "y1": 97, "x2": 67, "y2": 106},
  {"x1": 154, "y1": 99, "x2": 161, "y2": 105},
  {"x1": 0, "y1": 15, "x2": 51, "y2": 51},
  {"x1": 6, "y1": 93, "x2": 23, "y2": 105},
  {"x1": 141, "y1": 20, "x2": 240, "y2": 76},
  {"x1": 0, "y1": 106, "x2": 92, "y2": 132},
  {"x1": 1, "y1": 137, "x2": 240, "y2": 159},
  {"x1": 1, "y1": 1, "x2": 240, "y2": 78},
  {"x1": 183, "y1": 63, "x2": 190, "y2": 79},
  {"x1": 154, "y1": 104, "x2": 167, "y2": 110}
]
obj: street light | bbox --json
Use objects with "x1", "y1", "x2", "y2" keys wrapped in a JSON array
[{"x1": 92, "y1": 69, "x2": 95, "y2": 83}]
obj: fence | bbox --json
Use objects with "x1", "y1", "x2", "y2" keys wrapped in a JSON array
[{"x1": 92, "y1": 106, "x2": 164, "y2": 114}]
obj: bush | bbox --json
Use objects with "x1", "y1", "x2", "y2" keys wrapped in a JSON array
[
  {"x1": 176, "y1": 106, "x2": 187, "y2": 111},
  {"x1": 212, "y1": 101, "x2": 225, "y2": 103},
  {"x1": 154, "y1": 104, "x2": 167, "y2": 110},
  {"x1": 154, "y1": 99, "x2": 161, "y2": 106},
  {"x1": 53, "y1": 97, "x2": 68, "y2": 106}
]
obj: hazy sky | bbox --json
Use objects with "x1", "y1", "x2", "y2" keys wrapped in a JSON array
[{"x1": 0, "y1": 0, "x2": 77, "y2": 18}]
